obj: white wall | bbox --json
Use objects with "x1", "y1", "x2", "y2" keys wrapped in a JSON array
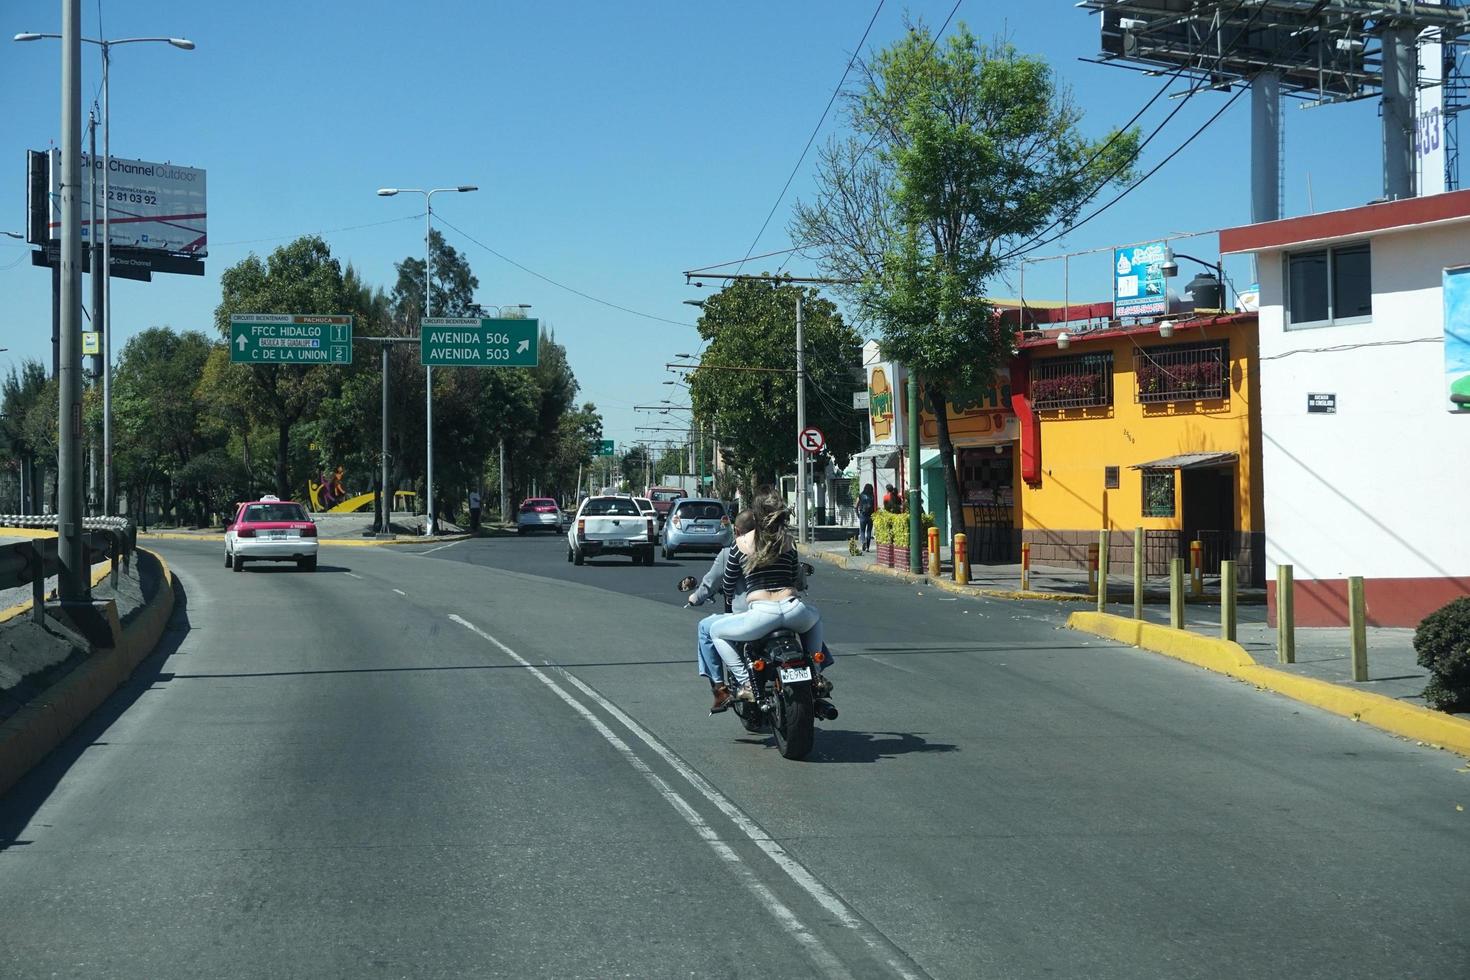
[{"x1": 1256, "y1": 221, "x2": 1470, "y2": 581}]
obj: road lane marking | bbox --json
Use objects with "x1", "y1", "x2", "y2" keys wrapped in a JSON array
[
  {"x1": 345, "y1": 572, "x2": 364, "y2": 580},
  {"x1": 412, "y1": 540, "x2": 465, "y2": 556},
  {"x1": 393, "y1": 588, "x2": 406, "y2": 596},
  {"x1": 861, "y1": 654, "x2": 918, "y2": 675},
  {"x1": 448, "y1": 614, "x2": 850, "y2": 978}
]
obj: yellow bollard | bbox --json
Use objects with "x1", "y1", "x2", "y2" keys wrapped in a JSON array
[
  {"x1": 1020, "y1": 541, "x2": 1031, "y2": 592},
  {"x1": 1087, "y1": 542, "x2": 1100, "y2": 597},
  {"x1": 927, "y1": 526, "x2": 940, "y2": 578},
  {"x1": 1276, "y1": 564, "x2": 1296, "y2": 664},
  {"x1": 954, "y1": 533, "x2": 969, "y2": 585},
  {"x1": 1190, "y1": 540, "x2": 1204, "y2": 598},
  {"x1": 1097, "y1": 529, "x2": 1111, "y2": 613}
]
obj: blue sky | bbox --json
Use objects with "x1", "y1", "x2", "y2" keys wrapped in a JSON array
[{"x1": 0, "y1": 1, "x2": 1388, "y2": 448}]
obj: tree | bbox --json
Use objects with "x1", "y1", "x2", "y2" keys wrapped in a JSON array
[
  {"x1": 687, "y1": 279, "x2": 863, "y2": 488},
  {"x1": 792, "y1": 22, "x2": 1140, "y2": 541},
  {"x1": 213, "y1": 236, "x2": 351, "y2": 499},
  {"x1": 1, "y1": 361, "x2": 52, "y2": 511}
]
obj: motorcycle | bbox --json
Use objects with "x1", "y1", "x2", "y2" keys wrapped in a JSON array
[{"x1": 678, "y1": 566, "x2": 836, "y2": 761}]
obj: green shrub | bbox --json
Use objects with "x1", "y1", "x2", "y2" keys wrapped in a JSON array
[
  {"x1": 847, "y1": 537, "x2": 861, "y2": 556},
  {"x1": 873, "y1": 510, "x2": 899, "y2": 545},
  {"x1": 1414, "y1": 597, "x2": 1470, "y2": 712}
]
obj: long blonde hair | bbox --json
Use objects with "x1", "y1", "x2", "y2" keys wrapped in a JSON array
[{"x1": 747, "y1": 489, "x2": 792, "y2": 572}]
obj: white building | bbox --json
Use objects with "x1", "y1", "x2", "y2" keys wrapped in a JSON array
[{"x1": 1222, "y1": 191, "x2": 1470, "y2": 626}]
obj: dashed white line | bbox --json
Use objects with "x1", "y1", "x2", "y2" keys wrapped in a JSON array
[
  {"x1": 412, "y1": 539, "x2": 465, "y2": 556},
  {"x1": 344, "y1": 572, "x2": 364, "y2": 580},
  {"x1": 392, "y1": 588, "x2": 406, "y2": 596},
  {"x1": 448, "y1": 614, "x2": 851, "y2": 978},
  {"x1": 861, "y1": 654, "x2": 918, "y2": 675}
]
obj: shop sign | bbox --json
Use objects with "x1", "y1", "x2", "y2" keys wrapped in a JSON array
[
  {"x1": 1114, "y1": 241, "x2": 1168, "y2": 317},
  {"x1": 866, "y1": 361, "x2": 906, "y2": 447},
  {"x1": 918, "y1": 374, "x2": 1016, "y2": 448},
  {"x1": 1444, "y1": 266, "x2": 1470, "y2": 413}
]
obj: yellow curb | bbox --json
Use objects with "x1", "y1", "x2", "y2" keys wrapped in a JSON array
[
  {"x1": 0, "y1": 547, "x2": 176, "y2": 798},
  {"x1": 1067, "y1": 610, "x2": 1470, "y2": 759}
]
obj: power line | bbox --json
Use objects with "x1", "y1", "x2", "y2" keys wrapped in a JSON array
[
  {"x1": 734, "y1": 0, "x2": 886, "y2": 274},
  {"x1": 210, "y1": 212, "x2": 426, "y2": 248},
  {"x1": 435, "y1": 215, "x2": 694, "y2": 328}
]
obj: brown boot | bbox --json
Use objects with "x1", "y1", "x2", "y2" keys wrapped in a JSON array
[{"x1": 710, "y1": 684, "x2": 734, "y2": 714}]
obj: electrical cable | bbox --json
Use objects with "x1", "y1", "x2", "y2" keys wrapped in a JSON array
[
  {"x1": 435, "y1": 215, "x2": 694, "y2": 328},
  {"x1": 210, "y1": 213, "x2": 426, "y2": 248},
  {"x1": 734, "y1": 0, "x2": 886, "y2": 274}
]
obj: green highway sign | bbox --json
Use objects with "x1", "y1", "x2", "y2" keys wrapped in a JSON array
[
  {"x1": 598, "y1": 439, "x2": 615, "y2": 456},
  {"x1": 420, "y1": 317, "x2": 539, "y2": 368},
  {"x1": 230, "y1": 314, "x2": 353, "y2": 365}
]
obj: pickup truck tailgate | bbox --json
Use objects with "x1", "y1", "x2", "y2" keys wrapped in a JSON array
[{"x1": 581, "y1": 516, "x2": 653, "y2": 542}]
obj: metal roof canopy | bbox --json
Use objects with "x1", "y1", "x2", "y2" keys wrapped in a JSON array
[
  {"x1": 1131, "y1": 451, "x2": 1240, "y2": 470},
  {"x1": 1081, "y1": 1, "x2": 1470, "y2": 104}
]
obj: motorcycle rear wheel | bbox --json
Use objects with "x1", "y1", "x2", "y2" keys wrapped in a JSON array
[{"x1": 773, "y1": 686, "x2": 815, "y2": 760}]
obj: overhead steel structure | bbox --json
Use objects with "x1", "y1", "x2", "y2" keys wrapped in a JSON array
[{"x1": 1080, "y1": 1, "x2": 1470, "y2": 218}]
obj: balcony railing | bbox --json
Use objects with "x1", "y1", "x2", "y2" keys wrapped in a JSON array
[
  {"x1": 1029, "y1": 352, "x2": 1114, "y2": 411},
  {"x1": 1134, "y1": 342, "x2": 1227, "y2": 403}
]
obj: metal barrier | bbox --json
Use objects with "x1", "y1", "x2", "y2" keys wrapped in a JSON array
[{"x1": 0, "y1": 516, "x2": 137, "y2": 622}]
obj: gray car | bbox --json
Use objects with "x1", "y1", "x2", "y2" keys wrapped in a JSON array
[{"x1": 661, "y1": 498, "x2": 732, "y2": 559}]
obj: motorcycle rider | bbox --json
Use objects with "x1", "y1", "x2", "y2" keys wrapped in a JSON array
[
  {"x1": 709, "y1": 489, "x2": 825, "y2": 703},
  {"x1": 686, "y1": 509, "x2": 756, "y2": 712}
]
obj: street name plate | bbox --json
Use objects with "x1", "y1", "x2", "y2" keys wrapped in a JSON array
[
  {"x1": 420, "y1": 317, "x2": 539, "y2": 367},
  {"x1": 230, "y1": 314, "x2": 353, "y2": 364}
]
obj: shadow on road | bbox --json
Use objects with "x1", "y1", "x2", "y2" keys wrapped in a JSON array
[
  {"x1": 807, "y1": 729, "x2": 959, "y2": 764},
  {"x1": 162, "y1": 657, "x2": 693, "y2": 681},
  {"x1": 239, "y1": 565, "x2": 352, "y2": 574},
  {"x1": 0, "y1": 575, "x2": 189, "y2": 851}
]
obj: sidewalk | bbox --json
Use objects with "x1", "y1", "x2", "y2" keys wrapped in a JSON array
[{"x1": 804, "y1": 536, "x2": 1443, "y2": 718}]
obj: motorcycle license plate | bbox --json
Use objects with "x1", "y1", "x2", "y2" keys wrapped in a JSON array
[{"x1": 778, "y1": 666, "x2": 813, "y2": 683}]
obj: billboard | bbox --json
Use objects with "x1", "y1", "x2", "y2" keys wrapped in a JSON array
[
  {"x1": 1445, "y1": 267, "x2": 1470, "y2": 414},
  {"x1": 1114, "y1": 241, "x2": 1168, "y2": 317},
  {"x1": 48, "y1": 149, "x2": 207, "y2": 255}
]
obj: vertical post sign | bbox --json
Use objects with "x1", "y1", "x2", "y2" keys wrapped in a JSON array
[{"x1": 230, "y1": 315, "x2": 353, "y2": 364}]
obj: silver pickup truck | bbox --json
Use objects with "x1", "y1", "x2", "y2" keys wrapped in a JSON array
[{"x1": 567, "y1": 495, "x2": 657, "y2": 566}]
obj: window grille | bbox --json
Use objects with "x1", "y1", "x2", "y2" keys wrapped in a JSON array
[
  {"x1": 1029, "y1": 352, "x2": 1114, "y2": 411},
  {"x1": 1142, "y1": 470, "x2": 1175, "y2": 518},
  {"x1": 1133, "y1": 342, "x2": 1228, "y2": 403}
]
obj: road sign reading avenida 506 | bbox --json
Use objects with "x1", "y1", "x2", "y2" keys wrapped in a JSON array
[
  {"x1": 420, "y1": 317, "x2": 539, "y2": 368},
  {"x1": 230, "y1": 314, "x2": 353, "y2": 364}
]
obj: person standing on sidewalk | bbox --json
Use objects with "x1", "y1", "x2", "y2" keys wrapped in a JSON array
[
  {"x1": 857, "y1": 483, "x2": 875, "y2": 553},
  {"x1": 882, "y1": 483, "x2": 901, "y2": 513},
  {"x1": 468, "y1": 490, "x2": 482, "y2": 533}
]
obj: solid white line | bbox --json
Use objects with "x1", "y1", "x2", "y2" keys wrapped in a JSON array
[
  {"x1": 413, "y1": 539, "x2": 464, "y2": 556},
  {"x1": 392, "y1": 588, "x2": 407, "y2": 596},
  {"x1": 551, "y1": 668, "x2": 924, "y2": 980},
  {"x1": 861, "y1": 654, "x2": 918, "y2": 675},
  {"x1": 448, "y1": 614, "x2": 850, "y2": 979}
]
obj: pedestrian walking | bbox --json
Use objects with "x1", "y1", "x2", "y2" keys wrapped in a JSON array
[
  {"x1": 857, "y1": 483, "x2": 875, "y2": 552},
  {"x1": 469, "y1": 489, "x2": 482, "y2": 533}
]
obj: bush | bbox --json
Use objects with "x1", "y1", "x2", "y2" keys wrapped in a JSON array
[
  {"x1": 847, "y1": 537, "x2": 861, "y2": 556},
  {"x1": 1414, "y1": 597, "x2": 1470, "y2": 712},
  {"x1": 873, "y1": 510, "x2": 900, "y2": 545}
]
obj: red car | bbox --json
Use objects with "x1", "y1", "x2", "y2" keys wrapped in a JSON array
[
  {"x1": 646, "y1": 486, "x2": 687, "y2": 526},
  {"x1": 224, "y1": 495, "x2": 319, "y2": 572}
]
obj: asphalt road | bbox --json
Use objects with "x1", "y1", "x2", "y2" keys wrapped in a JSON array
[{"x1": 2, "y1": 532, "x2": 1467, "y2": 979}]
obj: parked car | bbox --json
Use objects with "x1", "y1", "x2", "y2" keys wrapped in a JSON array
[
  {"x1": 516, "y1": 497, "x2": 564, "y2": 534},
  {"x1": 646, "y1": 486, "x2": 687, "y2": 526},
  {"x1": 225, "y1": 495, "x2": 318, "y2": 572},
  {"x1": 662, "y1": 498, "x2": 731, "y2": 559},
  {"x1": 568, "y1": 495, "x2": 657, "y2": 565}
]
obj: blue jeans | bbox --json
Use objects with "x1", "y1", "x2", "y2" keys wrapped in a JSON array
[
  {"x1": 709, "y1": 597, "x2": 824, "y2": 686},
  {"x1": 859, "y1": 513, "x2": 873, "y2": 550},
  {"x1": 696, "y1": 614, "x2": 726, "y2": 683}
]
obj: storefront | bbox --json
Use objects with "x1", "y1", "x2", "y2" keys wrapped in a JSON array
[{"x1": 917, "y1": 376, "x2": 1019, "y2": 561}]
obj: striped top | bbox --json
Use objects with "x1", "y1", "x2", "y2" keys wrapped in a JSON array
[{"x1": 722, "y1": 542, "x2": 801, "y2": 598}]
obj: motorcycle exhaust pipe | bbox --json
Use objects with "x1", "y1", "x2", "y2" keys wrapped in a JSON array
[{"x1": 814, "y1": 700, "x2": 839, "y2": 721}]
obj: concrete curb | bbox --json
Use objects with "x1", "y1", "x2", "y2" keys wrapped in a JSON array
[
  {"x1": 1067, "y1": 610, "x2": 1470, "y2": 759},
  {"x1": 0, "y1": 553, "x2": 119, "y2": 626},
  {"x1": 0, "y1": 548, "x2": 177, "y2": 799},
  {"x1": 136, "y1": 531, "x2": 473, "y2": 547},
  {"x1": 805, "y1": 548, "x2": 1098, "y2": 602}
]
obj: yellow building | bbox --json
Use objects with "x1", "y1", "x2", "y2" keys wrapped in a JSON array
[{"x1": 1014, "y1": 312, "x2": 1264, "y2": 584}]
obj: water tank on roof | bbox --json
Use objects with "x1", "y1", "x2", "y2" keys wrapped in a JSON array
[{"x1": 1186, "y1": 272, "x2": 1223, "y2": 311}]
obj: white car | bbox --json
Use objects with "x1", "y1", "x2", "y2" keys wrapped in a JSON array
[
  {"x1": 567, "y1": 495, "x2": 657, "y2": 565},
  {"x1": 225, "y1": 496, "x2": 319, "y2": 572}
]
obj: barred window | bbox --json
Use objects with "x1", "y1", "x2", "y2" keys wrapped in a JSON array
[
  {"x1": 1030, "y1": 352, "x2": 1114, "y2": 411},
  {"x1": 1142, "y1": 470, "x2": 1175, "y2": 518},
  {"x1": 1134, "y1": 342, "x2": 1228, "y2": 403}
]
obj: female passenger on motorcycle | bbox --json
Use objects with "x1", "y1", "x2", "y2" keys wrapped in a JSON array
[
  {"x1": 685, "y1": 509, "x2": 755, "y2": 713},
  {"x1": 708, "y1": 489, "x2": 825, "y2": 703}
]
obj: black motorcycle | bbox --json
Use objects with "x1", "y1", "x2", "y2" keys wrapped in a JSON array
[{"x1": 679, "y1": 571, "x2": 836, "y2": 761}]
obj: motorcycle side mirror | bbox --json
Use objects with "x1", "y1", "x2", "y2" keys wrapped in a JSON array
[
  {"x1": 676, "y1": 576, "x2": 698, "y2": 593},
  {"x1": 801, "y1": 562, "x2": 815, "y2": 576}
]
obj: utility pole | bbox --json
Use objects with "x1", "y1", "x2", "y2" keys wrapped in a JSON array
[
  {"x1": 380, "y1": 344, "x2": 391, "y2": 533},
  {"x1": 57, "y1": 0, "x2": 87, "y2": 600},
  {"x1": 908, "y1": 374, "x2": 922, "y2": 574},
  {"x1": 87, "y1": 110, "x2": 100, "y2": 516},
  {"x1": 795, "y1": 291, "x2": 807, "y2": 545},
  {"x1": 499, "y1": 439, "x2": 506, "y2": 519}
]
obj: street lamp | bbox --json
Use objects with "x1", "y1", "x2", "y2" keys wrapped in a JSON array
[
  {"x1": 376, "y1": 184, "x2": 478, "y2": 534},
  {"x1": 1160, "y1": 246, "x2": 1226, "y2": 311},
  {"x1": 14, "y1": 30, "x2": 195, "y2": 517}
]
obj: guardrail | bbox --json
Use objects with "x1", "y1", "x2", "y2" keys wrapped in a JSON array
[{"x1": 0, "y1": 516, "x2": 137, "y2": 624}]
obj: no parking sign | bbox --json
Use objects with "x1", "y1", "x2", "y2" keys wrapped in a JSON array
[{"x1": 798, "y1": 427, "x2": 826, "y2": 454}]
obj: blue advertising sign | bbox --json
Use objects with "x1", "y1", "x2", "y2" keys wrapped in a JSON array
[
  {"x1": 1114, "y1": 242, "x2": 1168, "y2": 317},
  {"x1": 1444, "y1": 266, "x2": 1470, "y2": 413}
]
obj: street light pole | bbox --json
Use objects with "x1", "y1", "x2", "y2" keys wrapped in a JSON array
[
  {"x1": 57, "y1": 0, "x2": 85, "y2": 599},
  {"x1": 795, "y1": 291, "x2": 807, "y2": 546},
  {"x1": 376, "y1": 185, "x2": 477, "y2": 535}
]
